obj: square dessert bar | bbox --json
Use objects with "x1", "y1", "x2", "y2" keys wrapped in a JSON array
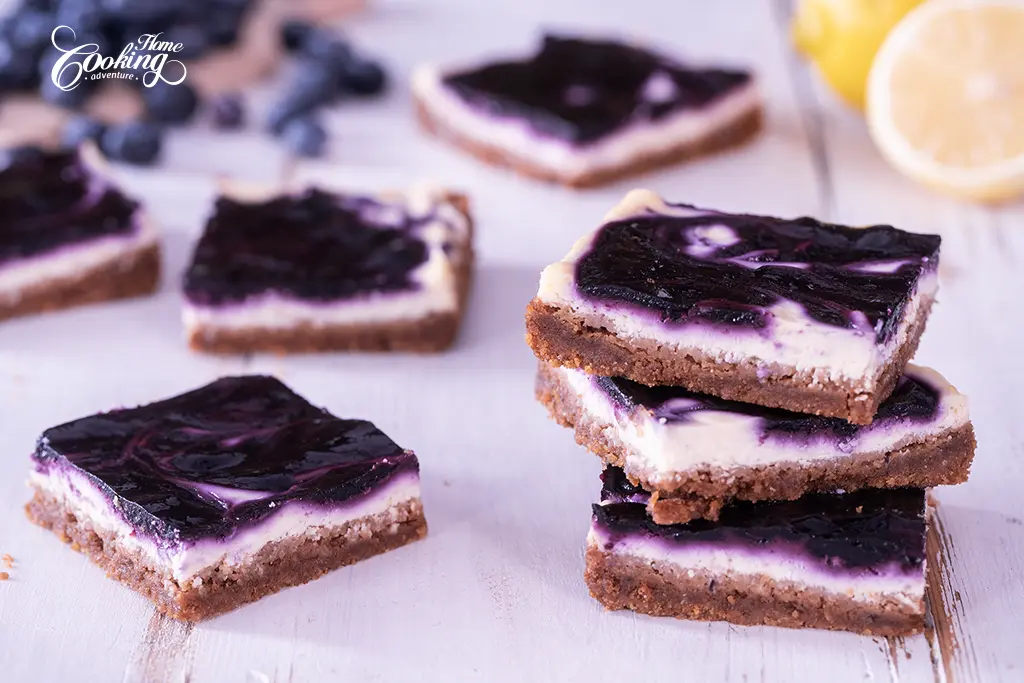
[
  {"x1": 0, "y1": 146, "x2": 160, "y2": 322},
  {"x1": 526, "y1": 189, "x2": 941, "y2": 424},
  {"x1": 25, "y1": 375, "x2": 426, "y2": 622},
  {"x1": 413, "y1": 35, "x2": 761, "y2": 188},
  {"x1": 586, "y1": 467, "x2": 930, "y2": 635},
  {"x1": 183, "y1": 185, "x2": 473, "y2": 353},
  {"x1": 538, "y1": 360, "x2": 974, "y2": 523}
]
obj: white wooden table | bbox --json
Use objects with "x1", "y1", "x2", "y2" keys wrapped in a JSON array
[{"x1": 2, "y1": 2, "x2": 1022, "y2": 681}]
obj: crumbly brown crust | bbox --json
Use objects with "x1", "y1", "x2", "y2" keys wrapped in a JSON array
[
  {"x1": 187, "y1": 193, "x2": 475, "y2": 354},
  {"x1": 537, "y1": 360, "x2": 974, "y2": 523},
  {"x1": 584, "y1": 544, "x2": 924, "y2": 635},
  {"x1": 525, "y1": 296, "x2": 933, "y2": 425},
  {"x1": 414, "y1": 95, "x2": 763, "y2": 189},
  {"x1": 0, "y1": 243, "x2": 160, "y2": 323},
  {"x1": 25, "y1": 486, "x2": 427, "y2": 622}
]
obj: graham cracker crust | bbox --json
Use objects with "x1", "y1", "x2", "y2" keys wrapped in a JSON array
[
  {"x1": 0, "y1": 243, "x2": 161, "y2": 323},
  {"x1": 25, "y1": 487, "x2": 427, "y2": 622},
  {"x1": 536, "y1": 360, "x2": 974, "y2": 524},
  {"x1": 584, "y1": 544, "x2": 924, "y2": 635},
  {"x1": 187, "y1": 194, "x2": 475, "y2": 354},
  {"x1": 414, "y1": 95, "x2": 763, "y2": 189},
  {"x1": 525, "y1": 296, "x2": 934, "y2": 425}
]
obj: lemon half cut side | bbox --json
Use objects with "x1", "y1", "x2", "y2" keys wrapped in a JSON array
[{"x1": 867, "y1": 0, "x2": 1024, "y2": 202}]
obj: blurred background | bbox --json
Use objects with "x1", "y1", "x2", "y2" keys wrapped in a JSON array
[{"x1": 1, "y1": 0, "x2": 1020, "y2": 208}]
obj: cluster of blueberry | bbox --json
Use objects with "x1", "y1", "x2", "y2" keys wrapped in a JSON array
[
  {"x1": 0, "y1": 1, "x2": 387, "y2": 164},
  {"x1": 0, "y1": 0, "x2": 255, "y2": 163},
  {"x1": 268, "y1": 20, "x2": 387, "y2": 158}
]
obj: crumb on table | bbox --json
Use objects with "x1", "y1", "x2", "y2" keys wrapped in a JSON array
[
  {"x1": 2, "y1": 553, "x2": 13, "y2": 568},
  {"x1": 0, "y1": 572, "x2": 9, "y2": 581}
]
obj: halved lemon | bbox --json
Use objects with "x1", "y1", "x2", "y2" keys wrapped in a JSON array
[{"x1": 867, "y1": 0, "x2": 1024, "y2": 202}]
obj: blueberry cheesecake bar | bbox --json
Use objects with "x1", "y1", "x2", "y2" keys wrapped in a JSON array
[
  {"x1": 526, "y1": 190, "x2": 941, "y2": 424},
  {"x1": 586, "y1": 467, "x2": 929, "y2": 635},
  {"x1": 183, "y1": 184, "x2": 473, "y2": 353},
  {"x1": 412, "y1": 35, "x2": 761, "y2": 188},
  {"x1": 25, "y1": 375, "x2": 426, "y2": 622},
  {"x1": 0, "y1": 146, "x2": 160, "y2": 322},
  {"x1": 538, "y1": 361, "x2": 973, "y2": 523}
]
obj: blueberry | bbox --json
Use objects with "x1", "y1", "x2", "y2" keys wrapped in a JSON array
[
  {"x1": 143, "y1": 81, "x2": 199, "y2": 124},
  {"x1": 99, "y1": 0, "x2": 174, "y2": 25},
  {"x1": 340, "y1": 59, "x2": 386, "y2": 96},
  {"x1": 162, "y1": 23, "x2": 211, "y2": 61},
  {"x1": 40, "y1": 78, "x2": 92, "y2": 109},
  {"x1": 55, "y1": 5, "x2": 103, "y2": 32},
  {"x1": 280, "y1": 19, "x2": 314, "y2": 53},
  {"x1": 61, "y1": 115, "x2": 107, "y2": 148},
  {"x1": 0, "y1": 39, "x2": 40, "y2": 90},
  {"x1": 266, "y1": 63, "x2": 337, "y2": 134},
  {"x1": 100, "y1": 120, "x2": 163, "y2": 165},
  {"x1": 300, "y1": 29, "x2": 351, "y2": 70},
  {"x1": 10, "y1": 10, "x2": 54, "y2": 51},
  {"x1": 0, "y1": 145, "x2": 46, "y2": 170},
  {"x1": 281, "y1": 116, "x2": 326, "y2": 158},
  {"x1": 50, "y1": 23, "x2": 83, "y2": 51},
  {"x1": 206, "y1": 6, "x2": 247, "y2": 47},
  {"x1": 210, "y1": 92, "x2": 244, "y2": 129}
]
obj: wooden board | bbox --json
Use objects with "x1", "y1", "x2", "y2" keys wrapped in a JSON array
[{"x1": 1, "y1": 1, "x2": 1021, "y2": 681}]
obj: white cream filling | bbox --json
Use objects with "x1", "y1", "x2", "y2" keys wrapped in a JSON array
[
  {"x1": 0, "y1": 213, "x2": 158, "y2": 305},
  {"x1": 588, "y1": 528, "x2": 925, "y2": 607},
  {"x1": 537, "y1": 189, "x2": 939, "y2": 385},
  {"x1": 183, "y1": 185, "x2": 469, "y2": 333},
  {"x1": 412, "y1": 63, "x2": 761, "y2": 181},
  {"x1": 561, "y1": 363, "x2": 969, "y2": 483},
  {"x1": 28, "y1": 466, "x2": 421, "y2": 583}
]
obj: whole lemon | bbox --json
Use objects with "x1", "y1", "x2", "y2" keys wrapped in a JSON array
[{"x1": 792, "y1": 0, "x2": 924, "y2": 109}]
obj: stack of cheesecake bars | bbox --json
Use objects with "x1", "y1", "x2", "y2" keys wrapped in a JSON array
[{"x1": 524, "y1": 189, "x2": 976, "y2": 635}]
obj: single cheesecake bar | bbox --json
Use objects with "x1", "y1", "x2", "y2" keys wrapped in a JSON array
[
  {"x1": 25, "y1": 375, "x2": 426, "y2": 622},
  {"x1": 183, "y1": 184, "x2": 473, "y2": 353},
  {"x1": 412, "y1": 35, "x2": 761, "y2": 188},
  {"x1": 0, "y1": 146, "x2": 160, "y2": 322},
  {"x1": 586, "y1": 467, "x2": 929, "y2": 635},
  {"x1": 539, "y1": 361, "x2": 973, "y2": 523},
  {"x1": 526, "y1": 189, "x2": 941, "y2": 424}
]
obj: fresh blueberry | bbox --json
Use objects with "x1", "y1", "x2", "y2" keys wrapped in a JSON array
[
  {"x1": 0, "y1": 145, "x2": 46, "y2": 170},
  {"x1": 10, "y1": 10, "x2": 54, "y2": 51},
  {"x1": 55, "y1": 4, "x2": 103, "y2": 32},
  {"x1": 280, "y1": 19, "x2": 314, "y2": 53},
  {"x1": 0, "y1": 39, "x2": 40, "y2": 90},
  {"x1": 143, "y1": 81, "x2": 199, "y2": 124},
  {"x1": 206, "y1": 6, "x2": 247, "y2": 47},
  {"x1": 281, "y1": 116, "x2": 327, "y2": 158},
  {"x1": 61, "y1": 115, "x2": 107, "y2": 148},
  {"x1": 340, "y1": 59, "x2": 386, "y2": 96},
  {"x1": 210, "y1": 92, "x2": 244, "y2": 129},
  {"x1": 99, "y1": 0, "x2": 174, "y2": 25},
  {"x1": 100, "y1": 120, "x2": 163, "y2": 165},
  {"x1": 162, "y1": 23, "x2": 211, "y2": 61},
  {"x1": 49, "y1": 23, "x2": 83, "y2": 51},
  {"x1": 40, "y1": 78, "x2": 92, "y2": 109},
  {"x1": 266, "y1": 63, "x2": 337, "y2": 134},
  {"x1": 300, "y1": 29, "x2": 351, "y2": 70}
]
